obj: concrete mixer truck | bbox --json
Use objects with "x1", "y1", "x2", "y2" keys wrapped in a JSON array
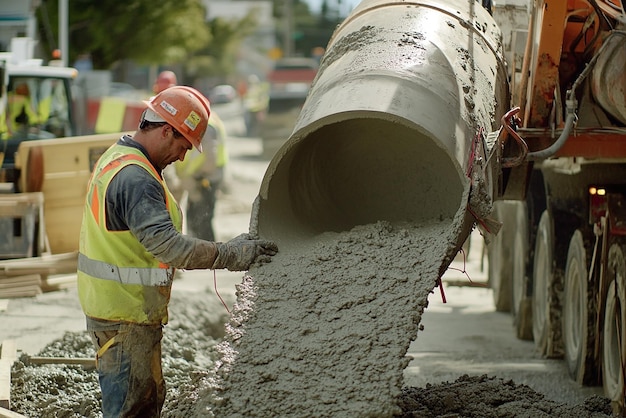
[{"x1": 485, "y1": 0, "x2": 626, "y2": 413}]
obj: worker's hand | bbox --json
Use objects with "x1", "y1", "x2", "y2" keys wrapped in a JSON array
[{"x1": 212, "y1": 234, "x2": 278, "y2": 271}]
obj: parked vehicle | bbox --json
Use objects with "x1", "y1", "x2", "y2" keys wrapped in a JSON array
[
  {"x1": 209, "y1": 84, "x2": 237, "y2": 104},
  {"x1": 259, "y1": 57, "x2": 318, "y2": 157}
]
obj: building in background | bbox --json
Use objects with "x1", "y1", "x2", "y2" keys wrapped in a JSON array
[
  {"x1": 0, "y1": 0, "x2": 39, "y2": 53},
  {"x1": 204, "y1": 1, "x2": 276, "y2": 81}
]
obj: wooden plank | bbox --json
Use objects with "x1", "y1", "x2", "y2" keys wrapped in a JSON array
[
  {"x1": 40, "y1": 274, "x2": 76, "y2": 293},
  {"x1": 0, "y1": 286, "x2": 41, "y2": 299},
  {"x1": 0, "y1": 193, "x2": 43, "y2": 205},
  {"x1": 0, "y1": 275, "x2": 41, "y2": 287},
  {"x1": 0, "y1": 361, "x2": 10, "y2": 410},
  {"x1": 0, "y1": 340, "x2": 17, "y2": 411},
  {"x1": 0, "y1": 341, "x2": 17, "y2": 362},
  {"x1": 0, "y1": 406, "x2": 27, "y2": 418},
  {"x1": 0, "y1": 252, "x2": 77, "y2": 278},
  {"x1": 26, "y1": 357, "x2": 95, "y2": 368},
  {"x1": 15, "y1": 134, "x2": 118, "y2": 254}
]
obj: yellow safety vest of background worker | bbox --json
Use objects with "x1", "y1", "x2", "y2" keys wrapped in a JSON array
[
  {"x1": 243, "y1": 74, "x2": 269, "y2": 137},
  {"x1": 173, "y1": 112, "x2": 228, "y2": 241},
  {"x1": 174, "y1": 112, "x2": 228, "y2": 191},
  {"x1": 243, "y1": 75, "x2": 269, "y2": 114},
  {"x1": 6, "y1": 82, "x2": 40, "y2": 135},
  {"x1": 153, "y1": 70, "x2": 229, "y2": 241}
]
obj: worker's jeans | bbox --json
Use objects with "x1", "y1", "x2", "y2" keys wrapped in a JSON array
[
  {"x1": 90, "y1": 323, "x2": 165, "y2": 418},
  {"x1": 188, "y1": 179, "x2": 220, "y2": 241}
]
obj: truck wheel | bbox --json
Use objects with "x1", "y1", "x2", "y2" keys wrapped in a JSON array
[
  {"x1": 487, "y1": 201, "x2": 513, "y2": 312},
  {"x1": 532, "y1": 210, "x2": 562, "y2": 357},
  {"x1": 563, "y1": 230, "x2": 597, "y2": 384},
  {"x1": 602, "y1": 244, "x2": 626, "y2": 415},
  {"x1": 512, "y1": 202, "x2": 532, "y2": 340}
]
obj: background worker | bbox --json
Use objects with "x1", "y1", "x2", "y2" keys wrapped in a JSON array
[
  {"x1": 7, "y1": 81, "x2": 39, "y2": 136},
  {"x1": 242, "y1": 74, "x2": 269, "y2": 137},
  {"x1": 152, "y1": 70, "x2": 177, "y2": 93},
  {"x1": 154, "y1": 70, "x2": 228, "y2": 241},
  {"x1": 175, "y1": 113, "x2": 227, "y2": 241},
  {"x1": 77, "y1": 85, "x2": 277, "y2": 417}
]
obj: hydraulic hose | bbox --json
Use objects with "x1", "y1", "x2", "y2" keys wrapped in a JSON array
[{"x1": 527, "y1": 30, "x2": 626, "y2": 160}]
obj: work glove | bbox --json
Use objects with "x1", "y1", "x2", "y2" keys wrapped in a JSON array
[{"x1": 212, "y1": 233, "x2": 278, "y2": 271}]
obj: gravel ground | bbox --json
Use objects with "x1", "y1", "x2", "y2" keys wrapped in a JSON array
[{"x1": 9, "y1": 286, "x2": 613, "y2": 418}]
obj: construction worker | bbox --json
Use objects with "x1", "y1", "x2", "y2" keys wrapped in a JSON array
[
  {"x1": 7, "y1": 82, "x2": 39, "y2": 136},
  {"x1": 77, "y1": 85, "x2": 277, "y2": 417},
  {"x1": 152, "y1": 70, "x2": 177, "y2": 94},
  {"x1": 175, "y1": 111, "x2": 228, "y2": 241},
  {"x1": 154, "y1": 70, "x2": 228, "y2": 241},
  {"x1": 243, "y1": 74, "x2": 269, "y2": 137},
  {"x1": 37, "y1": 78, "x2": 70, "y2": 137}
]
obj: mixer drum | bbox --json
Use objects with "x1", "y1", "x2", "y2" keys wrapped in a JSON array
[
  {"x1": 254, "y1": 0, "x2": 509, "y2": 250},
  {"x1": 591, "y1": 33, "x2": 626, "y2": 125}
]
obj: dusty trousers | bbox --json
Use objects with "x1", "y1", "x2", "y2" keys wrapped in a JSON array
[{"x1": 91, "y1": 323, "x2": 165, "y2": 418}]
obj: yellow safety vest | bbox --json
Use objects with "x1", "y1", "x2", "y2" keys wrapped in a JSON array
[
  {"x1": 77, "y1": 144, "x2": 182, "y2": 325},
  {"x1": 244, "y1": 82, "x2": 269, "y2": 113},
  {"x1": 7, "y1": 93, "x2": 39, "y2": 133},
  {"x1": 175, "y1": 113, "x2": 228, "y2": 179}
]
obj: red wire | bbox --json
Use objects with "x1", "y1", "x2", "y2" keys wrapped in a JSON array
[
  {"x1": 437, "y1": 277, "x2": 447, "y2": 303},
  {"x1": 446, "y1": 246, "x2": 488, "y2": 288},
  {"x1": 447, "y1": 247, "x2": 473, "y2": 283},
  {"x1": 213, "y1": 269, "x2": 231, "y2": 314},
  {"x1": 467, "y1": 206, "x2": 493, "y2": 234}
]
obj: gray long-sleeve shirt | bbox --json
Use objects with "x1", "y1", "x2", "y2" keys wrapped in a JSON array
[{"x1": 105, "y1": 135, "x2": 219, "y2": 270}]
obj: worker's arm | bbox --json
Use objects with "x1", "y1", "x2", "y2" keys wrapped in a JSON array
[{"x1": 106, "y1": 165, "x2": 276, "y2": 271}]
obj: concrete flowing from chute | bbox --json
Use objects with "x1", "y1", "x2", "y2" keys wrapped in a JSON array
[{"x1": 214, "y1": 217, "x2": 466, "y2": 416}]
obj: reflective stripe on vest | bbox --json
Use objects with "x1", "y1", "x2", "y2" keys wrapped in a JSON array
[{"x1": 78, "y1": 252, "x2": 173, "y2": 286}]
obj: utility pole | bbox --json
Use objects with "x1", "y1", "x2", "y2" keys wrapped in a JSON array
[
  {"x1": 283, "y1": 0, "x2": 293, "y2": 57},
  {"x1": 59, "y1": 0, "x2": 68, "y2": 66}
]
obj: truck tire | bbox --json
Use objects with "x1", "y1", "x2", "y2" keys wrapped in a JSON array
[
  {"x1": 487, "y1": 201, "x2": 513, "y2": 312},
  {"x1": 513, "y1": 202, "x2": 533, "y2": 340},
  {"x1": 602, "y1": 244, "x2": 626, "y2": 415},
  {"x1": 563, "y1": 229, "x2": 597, "y2": 384},
  {"x1": 532, "y1": 210, "x2": 562, "y2": 358}
]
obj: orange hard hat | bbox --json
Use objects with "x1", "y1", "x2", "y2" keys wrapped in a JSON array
[
  {"x1": 153, "y1": 70, "x2": 178, "y2": 93},
  {"x1": 143, "y1": 86, "x2": 211, "y2": 152}
]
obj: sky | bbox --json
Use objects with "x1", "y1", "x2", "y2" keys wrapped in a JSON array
[
  {"x1": 305, "y1": 0, "x2": 323, "y2": 13},
  {"x1": 305, "y1": 0, "x2": 356, "y2": 17}
]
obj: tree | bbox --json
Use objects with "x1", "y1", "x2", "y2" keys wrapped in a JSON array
[
  {"x1": 270, "y1": 0, "x2": 344, "y2": 57},
  {"x1": 186, "y1": 13, "x2": 258, "y2": 80},
  {"x1": 37, "y1": 0, "x2": 211, "y2": 69}
]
